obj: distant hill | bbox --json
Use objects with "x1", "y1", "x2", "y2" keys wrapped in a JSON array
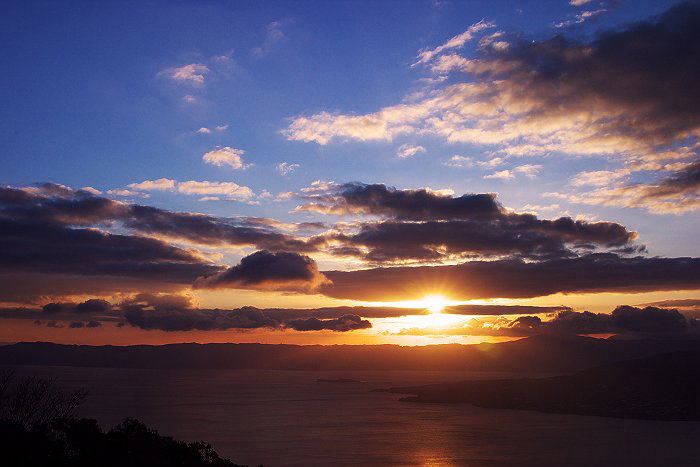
[
  {"x1": 2, "y1": 335, "x2": 700, "y2": 372},
  {"x1": 381, "y1": 350, "x2": 700, "y2": 420}
]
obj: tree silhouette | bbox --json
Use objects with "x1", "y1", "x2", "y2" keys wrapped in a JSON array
[{"x1": 0, "y1": 372, "x2": 252, "y2": 467}]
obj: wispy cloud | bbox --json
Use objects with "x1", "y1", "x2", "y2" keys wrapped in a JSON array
[
  {"x1": 443, "y1": 155, "x2": 473, "y2": 168},
  {"x1": 554, "y1": 8, "x2": 607, "y2": 28},
  {"x1": 253, "y1": 21, "x2": 286, "y2": 56},
  {"x1": 276, "y1": 162, "x2": 300, "y2": 175},
  {"x1": 196, "y1": 124, "x2": 228, "y2": 135},
  {"x1": 158, "y1": 63, "x2": 209, "y2": 85},
  {"x1": 412, "y1": 19, "x2": 495, "y2": 66},
  {"x1": 396, "y1": 144, "x2": 426, "y2": 158}
]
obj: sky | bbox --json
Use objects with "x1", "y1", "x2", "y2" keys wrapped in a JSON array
[{"x1": 1, "y1": 0, "x2": 699, "y2": 345}]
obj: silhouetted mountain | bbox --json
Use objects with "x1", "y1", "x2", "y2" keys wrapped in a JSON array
[
  {"x1": 381, "y1": 350, "x2": 700, "y2": 420},
  {"x1": 2, "y1": 335, "x2": 700, "y2": 372}
]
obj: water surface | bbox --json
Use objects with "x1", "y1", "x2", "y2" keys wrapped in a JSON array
[{"x1": 4, "y1": 365, "x2": 699, "y2": 466}]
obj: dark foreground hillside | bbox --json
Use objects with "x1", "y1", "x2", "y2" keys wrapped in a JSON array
[
  {"x1": 1, "y1": 417, "x2": 247, "y2": 467},
  {"x1": 0, "y1": 371, "x2": 250, "y2": 467},
  {"x1": 381, "y1": 350, "x2": 700, "y2": 420}
]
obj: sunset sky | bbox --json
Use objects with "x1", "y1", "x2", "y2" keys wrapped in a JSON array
[{"x1": 2, "y1": 0, "x2": 699, "y2": 345}]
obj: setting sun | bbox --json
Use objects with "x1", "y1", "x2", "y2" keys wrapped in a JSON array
[{"x1": 419, "y1": 295, "x2": 450, "y2": 313}]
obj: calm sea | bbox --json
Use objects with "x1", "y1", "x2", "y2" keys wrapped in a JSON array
[{"x1": 3, "y1": 365, "x2": 699, "y2": 466}]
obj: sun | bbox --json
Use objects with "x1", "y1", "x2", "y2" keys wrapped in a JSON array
[{"x1": 420, "y1": 295, "x2": 450, "y2": 313}]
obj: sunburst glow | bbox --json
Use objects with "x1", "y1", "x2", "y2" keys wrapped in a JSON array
[{"x1": 418, "y1": 295, "x2": 450, "y2": 313}]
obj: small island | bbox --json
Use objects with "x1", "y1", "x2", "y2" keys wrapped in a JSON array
[{"x1": 317, "y1": 378, "x2": 363, "y2": 383}]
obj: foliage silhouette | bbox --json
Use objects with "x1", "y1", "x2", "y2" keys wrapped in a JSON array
[{"x1": 0, "y1": 372, "x2": 251, "y2": 467}]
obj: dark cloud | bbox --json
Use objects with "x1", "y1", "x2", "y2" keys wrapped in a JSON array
[
  {"x1": 330, "y1": 217, "x2": 636, "y2": 262},
  {"x1": 44, "y1": 299, "x2": 113, "y2": 315},
  {"x1": 400, "y1": 305, "x2": 699, "y2": 337},
  {"x1": 125, "y1": 205, "x2": 319, "y2": 252},
  {"x1": 642, "y1": 298, "x2": 700, "y2": 319},
  {"x1": 0, "y1": 216, "x2": 221, "y2": 283},
  {"x1": 74, "y1": 299, "x2": 112, "y2": 314},
  {"x1": 123, "y1": 306, "x2": 279, "y2": 332},
  {"x1": 493, "y1": 2, "x2": 700, "y2": 149},
  {"x1": 119, "y1": 293, "x2": 193, "y2": 312},
  {"x1": 321, "y1": 253, "x2": 700, "y2": 301},
  {"x1": 0, "y1": 184, "x2": 329, "y2": 302},
  {"x1": 444, "y1": 304, "x2": 571, "y2": 315},
  {"x1": 0, "y1": 185, "x2": 319, "y2": 253},
  {"x1": 303, "y1": 183, "x2": 638, "y2": 262},
  {"x1": 506, "y1": 305, "x2": 697, "y2": 336},
  {"x1": 642, "y1": 299, "x2": 700, "y2": 308},
  {"x1": 69, "y1": 321, "x2": 85, "y2": 328},
  {"x1": 477, "y1": 3, "x2": 700, "y2": 212},
  {"x1": 195, "y1": 250, "x2": 329, "y2": 292},
  {"x1": 299, "y1": 183, "x2": 501, "y2": 220},
  {"x1": 43, "y1": 302, "x2": 74, "y2": 314},
  {"x1": 0, "y1": 272, "x2": 186, "y2": 306},
  {"x1": 121, "y1": 305, "x2": 370, "y2": 333},
  {"x1": 284, "y1": 314, "x2": 371, "y2": 332},
  {"x1": 640, "y1": 161, "x2": 700, "y2": 200}
]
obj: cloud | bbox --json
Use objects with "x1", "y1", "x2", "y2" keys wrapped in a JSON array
[
  {"x1": 75, "y1": 299, "x2": 112, "y2": 314},
  {"x1": 484, "y1": 169, "x2": 513, "y2": 180},
  {"x1": 81, "y1": 187, "x2": 102, "y2": 195},
  {"x1": 397, "y1": 305, "x2": 699, "y2": 337},
  {"x1": 195, "y1": 250, "x2": 330, "y2": 292},
  {"x1": 196, "y1": 125, "x2": 228, "y2": 135},
  {"x1": 296, "y1": 183, "x2": 638, "y2": 263},
  {"x1": 320, "y1": 253, "x2": 700, "y2": 301},
  {"x1": 253, "y1": 21, "x2": 287, "y2": 56},
  {"x1": 118, "y1": 295, "x2": 370, "y2": 333},
  {"x1": 396, "y1": 144, "x2": 426, "y2": 158},
  {"x1": 297, "y1": 182, "x2": 502, "y2": 220},
  {"x1": 127, "y1": 179, "x2": 176, "y2": 191},
  {"x1": 444, "y1": 304, "x2": 571, "y2": 315},
  {"x1": 158, "y1": 64, "x2": 209, "y2": 85},
  {"x1": 284, "y1": 314, "x2": 371, "y2": 332},
  {"x1": 514, "y1": 164, "x2": 542, "y2": 178},
  {"x1": 120, "y1": 293, "x2": 193, "y2": 312},
  {"x1": 413, "y1": 19, "x2": 495, "y2": 66},
  {"x1": 119, "y1": 179, "x2": 256, "y2": 202},
  {"x1": 176, "y1": 181, "x2": 254, "y2": 201},
  {"x1": 276, "y1": 162, "x2": 300, "y2": 175},
  {"x1": 202, "y1": 147, "x2": 250, "y2": 170},
  {"x1": 570, "y1": 0, "x2": 594, "y2": 6},
  {"x1": 570, "y1": 169, "x2": 629, "y2": 187},
  {"x1": 123, "y1": 306, "x2": 278, "y2": 332},
  {"x1": 555, "y1": 161, "x2": 700, "y2": 214},
  {"x1": 0, "y1": 215, "x2": 220, "y2": 283},
  {"x1": 43, "y1": 303, "x2": 74, "y2": 314},
  {"x1": 0, "y1": 184, "x2": 327, "y2": 302},
  {"x1": 106, "y1": 189, "x2": 149, "y2": 198},
  {"x1": 283, "y1": 3, "x2": 700, "y2": 212},
  {"x1": 443, "y1": 155, "x2": 474, "y2": 168},
  {"x1": 554, "y1": 9, "x2": 608, "y2": 28}
]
